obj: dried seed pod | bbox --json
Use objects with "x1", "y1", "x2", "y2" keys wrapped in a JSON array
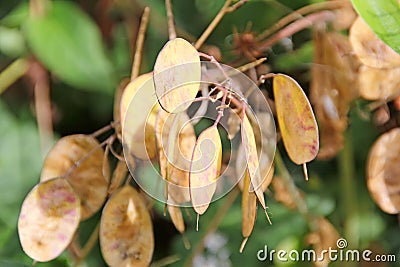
[
  {"x1": 40, "y1": 134, "x2": 109, "y2": 220},
  {"x1": 240, "y1": 170, "x2": 257, "y2": 253},
  {"x1": 108, "y1": 160, "x2": 129, "y2": 194},
  {"x1": 236, "y1": 144, "x2": 274, "y2": 192},
  {"x1": 306, "y1": 217, "x2": 340, "y2": 267},
  {"x1": 167, "y1": 205, "x2": 185, "y2": 234},
  {"x1": 310, "y1": 30, "x2": 359, "y2": 159},
  {"x1": 271, "y1": 176, "x2": 296, "y2": 209},
  {"x1": 358, "y1": 65, "x2": 400, "y2": 101},
  {"x1": 350, "y1": 16, "x2": 400, "y2": 69},
  {"x1": 153, "y1": 38, "x2": 201, "y2": 113},
  {"x1": 241, "y1": 114, "x2": 270, "y2": 216},
  {"x1": 189, "y1": 125, "x2": 222, "y2": 215},
  {"x1": 100, "y1": 185, "x2": 154, "y2": 267},
  {"x1": 273, "y1": 74, "x2": 319, "y2": 179},
  {"x1": 114, "y1": 78, "x2": 130, "y2": 140},
  {"x1": 367, "y1": 128, "x2": 400, "y2": 214},
  {"x1": 18, "y1": 178, "x2": 81, "y2": 262},
  {"x1": 155, "y1": 110, "x2": 196, "y2": 204},
  {"x1": 120, "y1": 72, "x2": 158, "y2": 160}
]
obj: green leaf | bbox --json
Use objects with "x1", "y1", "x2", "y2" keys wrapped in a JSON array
[
  {"x1": 351, "y1": 0, "x2": 400, "y2": 54},
  {"x1": 0, "y1": 101, "x2": 42, "y2": 230},
  {"x1": 0, "y1": 2, "x2": 29, "y2": 28},
  {"x1": 24, "y1": 1, "x2": 116, "y2": 93},
  {"x1": 0, "y1": 100, "x2": 42, "y2": 257}
]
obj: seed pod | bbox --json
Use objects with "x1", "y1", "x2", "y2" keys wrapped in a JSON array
[
  {"x1": 120, "y1": 72, "x2": 158, "y2": 160},
  {"x1": 18, "y1": 178, "x2": 81, "y2": 262},
  {"x1": 241, "y1": 114, "x2": 270, "y2": 218},
  {"x1": 236, "y1": 144, "x2": 274, "y2": 192},
  {"x1": 189, "y1": 125, "x2": 222, "y2": 215},
  {"x1": 167, "y1": 205, "x2": 185, "y2": 234},
  {"x1": 100, "y1": 185, "x2": 154, "y2": 267},
  {"x1": 306, "y1": 217, "x2": 339, "y2": 267},
  {"x1": 40, "y1": 134, "x2": 109, "y2": 220},
  {"x1": 153, "y1": 38, "x2": 201, "y2": 113},
  {"x1": 358, "y1": 65, "x2": 400, "y2": 101},
  {"x1": 350, "y1": 16, "x2": 400, "y2": 69},
  {"x1": 273, "y1": 74, "x2": 319, "y2": 180},
  {"x1": 155, "y1": 110, "x2": 196, "y2": 204},
  {"x1": 367, "y1": 128, "x2": 400, "y2": 214},
  {"x1": 240, "y1": 170, "x2": 256, "y2": 253}
]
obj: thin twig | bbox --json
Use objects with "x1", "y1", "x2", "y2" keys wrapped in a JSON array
[
  {"x1": 30, "y1": 0, "x2": 48, "y2": 17},
  {"x1": 258, "y1": 73, "x2": 276, "y2": 86},
  {"x1": 90, "y1": 123, "x2": 114, "y2": 138},
  {"x1": 150, "y1": 255, "x2": 181, "y2": 267},
  {"x1": 235, "y1": 58, "x2": 267, "y2": 73},
  {"x1": 226, "y1": 0, "x2": 248, "y2": 12},
  {"x1": 0, "y1": 58, "x2": 29, "y2": 95},
  {"x1": 194, "y1": 0, "x2": 247, "y2": 49},
  {"x1": 194, "y1": 0, "x2": 233, "y2": 49},
  {"x1": 165, "y1": 0, "x2": 177, "y2": 40},
  {"x1": 74, "y1": 222, "x2": 101, "y2": 267},
  {"x1": 256, "y1": 0, "x2": 350, "y2": 41},
  {"x1": 258, "y1": 11, "x2": 335, "y2": 52},
  {"x1": 29, "y1": 61, "x2": 54, "y2": 156},
  {"x1": 131, "y1": 7, "x2": 151, "y2": 80}
]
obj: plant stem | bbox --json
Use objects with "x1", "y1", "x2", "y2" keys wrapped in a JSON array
[
  {"x1": 257, "y1": 11, "x2": 335, "y2": 52},
  {"x1": 0, "y1": 58, "x2": 29, "y2": 95},
  {"x1": 74, "y1": 222, "x2": 101, "y2": 267},
  {"x1": 26, "y1": 60, "x2": 54, "y2": 156},
  {"x1": 339, "y1": 130, "x2": 359, "y2": 250},
  {"x1": 165, "y1": 0, "x2": 177, "y2": 40},
  {"x1": 30, "y1": 0, "x2": 48, "y2": 17},
  {"x1": 131, "y1": 7, "x2": 150, "y2": 81},
  {"x1": 256, "y1": 0, "x2": 350, "y2": 41},
  {"x1": 194, "y1": 0, "x2": 233, "y2": 49},
  {"x1": 150, "y1": 255, "x2": 181, "y2": 267}
]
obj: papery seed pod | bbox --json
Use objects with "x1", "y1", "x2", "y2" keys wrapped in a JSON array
[
  {"x1": 153, "y1": 38, "x2": 201, "y2": 113},
  {"x1": 367, "y1": 128, "x2": 400, "y2": 214},
  {"x1": 18, "y1": 178, "x2": 81, "y2": 262},
  {"x1": 100, "y1": 185, "x2": 154, "y2": 267},
  {"x1": 120, "y1": 72, "x2": 158, "y2": 160},
  {"x1": 273, "y1": 74, "x2": 319, "y2": 180},
  {"x1": 240, "y1": 170, "x2": 256, "y2": 253},
  {"x1": 155, "y1": 110, "x2": 196, "y2": 204},
  {"x1": 189, "y1": 125, "x2": 222, "y2": 216},
  {"x1": 350, "y1": 16, "x2": 400, "y2": 69},
  {"x1": 241, "y1": 114, "x2": 270, "y2": 220},
  {"x1": 40, "y1": 134, "x2": 109, "y2": 220}
]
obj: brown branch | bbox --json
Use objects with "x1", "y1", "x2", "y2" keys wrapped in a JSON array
[
  {"x1": 195, "y1": 0, "x2": 233, "y2": 49},
  {"x1": 165, "y1": 0, "x2": 177, "y2": 40},
  {"x1": 256, "y1": 0, "x2": 350, "y2": 41},
  {"x1": 131, "y1": 7, "x2": 151, "y2": 81},
  {"x1": 28, "y1": 60, "x2": 54, "y2": 155},
  {"x1": 257, "y1": 11, "x2": 335, "y2": 52}
]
